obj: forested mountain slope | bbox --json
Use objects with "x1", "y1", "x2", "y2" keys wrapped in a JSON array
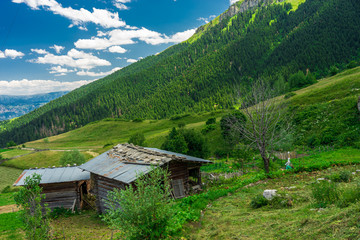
[{"x1": 1, "y1": 0, "x2": 360, "y2": 146}]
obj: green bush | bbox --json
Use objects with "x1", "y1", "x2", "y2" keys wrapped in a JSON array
[
  {"x1": 14, "y1": 174, "x2": 50, "y2": 240},
  {"x1": 206, "y1": 118, "x2": 216, "y2": 125},
  {"x1": 128, "y1": 132, "x2": 146, "y2": 146},
  {"x1": 201, "y1": 124, "x2": 216, "y2": 134},
  {"x1": 311, "y1": 181, "x2": 339, "y2": 208},
  {"x1": 170, "y1": 113, "x2": 190, "y2": 121},
  {"x1": 329, "y1": 65, "x2": 339, "y2": 76},
  {"x1": 220, "y1": 111, "x2": 247, "y2": 145},
  {"x1": 307, "y1": 134, "x2": 321, "y2": 148},
  {"x1": 161, "y1": 127, "x2": 188, "y2": 154},
  {"x1": 59, "y1": 150, "x2": 86, "y2": 166},
  {"x1": 6, "y1": 141, "x2": 16, "y2": 148},
  {"x1": 347, "y1": 60, "x2": 358, "y2": 69},
  {"x1": 250, "y1": 194, "x2": 269, "y2": 209},
  {"x1": 330, "y1": 171, "x2": 352, "y2": 183},
  {"x1": 132, "y1": 118, "x2": 143, "y2": 123},
  {"x1": 268, "y1": 193, "x2": 294, "y2": 209},
  {"x1": 284, "y1": 92, "x2": 296, "y2": 99},
  {"x1": 181, "y1": 129, "x2": 210, "y2": 158},
  {"x1": 103, "y1": 167, "x2": 174, "y2": 240},
  {"x1": 337, "y1": 183, "x2": 360, "y2": 208},
  {"x1": 177, "y1": 122, "x2": 186, "y2": 128}
]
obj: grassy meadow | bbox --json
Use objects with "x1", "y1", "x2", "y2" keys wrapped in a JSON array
[
  {"x1": 2, "y1": 150, "x2": 95, "y2": 170},
  {"x1": 185, "y1": 164, "x2": 360, "y2": 239}
]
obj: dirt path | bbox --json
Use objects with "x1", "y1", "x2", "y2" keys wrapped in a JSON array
[{"x1": 0, "y1": 204, "x2": 19, "y2": 214}]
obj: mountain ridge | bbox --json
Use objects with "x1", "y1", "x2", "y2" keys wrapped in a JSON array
[{"x1": 0, "y1": 91, "x2": 68, "y2": 121}]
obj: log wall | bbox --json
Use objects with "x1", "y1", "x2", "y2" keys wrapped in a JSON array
[
  {"x1": 40, "y1": 182, "x2": 80, "y2": 210},
  {"x1": 91, "y1": 173, "x2": 126, "y2": 214}
]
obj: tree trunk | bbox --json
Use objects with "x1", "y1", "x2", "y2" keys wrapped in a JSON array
[{"x1": 261, "y1": 153, "x2": 270, "y2": 173}]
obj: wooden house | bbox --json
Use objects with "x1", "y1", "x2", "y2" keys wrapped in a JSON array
[
  {"x1": 14, "y1": 166, "x2": 90, "y2": 210},
  {"x1": 79, "y1": 144, "x2": 211, "y2": 213}
]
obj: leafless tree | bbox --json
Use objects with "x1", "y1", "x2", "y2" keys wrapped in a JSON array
[{"x1": 228, "y1": 79, "x2": 291, "y2": 173}]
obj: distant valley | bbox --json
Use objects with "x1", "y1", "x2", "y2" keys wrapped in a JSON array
[{"x1": 0, "y1": 91, "x2": 68, "y2": 121}]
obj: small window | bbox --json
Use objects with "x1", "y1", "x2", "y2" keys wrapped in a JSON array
[{"x1": 171, "y1": 179, "x2": 185, "y2": 198}]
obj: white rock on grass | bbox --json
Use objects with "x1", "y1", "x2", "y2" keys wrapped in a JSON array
[{"x1": 263, "y1": 190, "x2": 277, "y2": 200}]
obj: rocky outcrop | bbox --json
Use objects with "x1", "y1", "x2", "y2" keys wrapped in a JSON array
[{"x1": 219, "y1": 0, "x2": 285, "y2": 22}]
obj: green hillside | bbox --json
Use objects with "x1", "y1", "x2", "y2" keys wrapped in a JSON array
[
  {"x1": 1, "y1": 0, "x2": 359, "y2": 147},
  {"x1": 2, "y1": 66, "x2": 358, "y2": 171}
]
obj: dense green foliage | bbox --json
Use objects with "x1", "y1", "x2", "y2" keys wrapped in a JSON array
[
  {"x1": 128, "y1": 132, "x2": 146, "y2": 146},
  {"x1": 161, "y1": 128, "x2": 188, "y2": 154},
  {"x1": 162, "y1": 128, "x2": 209, "y2": 158},
  {"x1": 181, "y1": 129, "x2": 210, "y2": 158},
  {"x1": 103, "y1": 167, "x2": 174, "y2": 240},
  {"x1": 14, "y1": 174, "x2": 50, "y2": 240},
  {"x1": 220, "y1": 111, "x2": 247, "y2": 145},
  {"x1": 59, "y1": 150, "x2": 86, "y2": 166},
  {"x1": 1, "y1": 0, "x2": 360, "y2": 146}
]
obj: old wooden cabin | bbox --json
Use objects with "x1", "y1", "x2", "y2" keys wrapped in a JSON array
[
  {"x1": 80, "y1": 143, "x2": 211, "y2": 213},
  {"x1": 14, "y1": 166, "x2": 90, "y2": 210}
]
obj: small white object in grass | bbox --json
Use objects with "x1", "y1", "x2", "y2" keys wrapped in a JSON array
[
  {"x1": 352, "y1": 172, "x2": 356, "y2": 175},
  {"x1": 316, "y1": 178, "x2": 325, "y2": 182},
  {"x1": 263, "y1": 189, "x2": 277, "y2": 200}
]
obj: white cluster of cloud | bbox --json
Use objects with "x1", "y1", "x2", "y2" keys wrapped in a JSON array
[
  {"x1": 126, "y1": 59, "x2": 137, "y2": 63},
  {"x1": 12, "y1": 0, "x2": 126, "y2": 29},
  {"x1": 49, "y1": 66, "x2": 75, "y2": 76},
  {"x1": 30, "y1": 48, "x2": 111, "y2": 70},
  {"x1": 108, "y1": 46, "x2": 127, "y2": 54},
  {"x1": 75, "y1": 27, "x2": 196, "y2": 51},
  {"x1": 230, "y1": 0, "x2": 240, "y2": 5},
  {"x1": 113, "y1": 0, "x2": 131, "y2": 10},
  {"x1": 50, "y1": 44, "x2": 65, "y2": 54},
  {"x1": 77, "y1": 67, "x2": 121, "y2": 77},
  {"x1": 31, "y1": 48, "x2": 48, "y2": 54},
  {"x1": 197, "y1": 15, "x2": 217, "y2": 24},
  {"x1": 0, "y1": 49, "x2": 25, "y2": 59},
  {"x1": 0, "y1": 79, "x2": 94, "y2": 95}
]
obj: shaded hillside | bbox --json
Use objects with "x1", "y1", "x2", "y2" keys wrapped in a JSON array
[{"x1": 1, "y1": 0, "x2": 360, "y2": 146}]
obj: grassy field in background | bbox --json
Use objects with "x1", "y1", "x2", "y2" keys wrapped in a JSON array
[
  {"x1": 2, "y1": 151, "x2": 94, "y2": 170},
  {"x1": 24, "y1": 111, "x2": 228, "y2": 151},
  {"x1": 289, "y1": 66, "x2": 360, "y2": 105},
  {"x1": 1, "y1": 149, "x2": 33, "y2": 159},
  {"x1": 0, "y1": 166, "x2": 22, "y2": 191}
]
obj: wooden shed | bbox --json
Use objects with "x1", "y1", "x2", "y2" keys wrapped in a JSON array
[
  {"x1": 13, "y1": 166, "x2": 90, "y2": 210},
  {"x1": 79, "y1": 143, "x2": 211, "y2": 213}
]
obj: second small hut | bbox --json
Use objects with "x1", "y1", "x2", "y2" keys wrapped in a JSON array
[{"x1": 14, "y1": 166, "x2": 90, "y2": 210}]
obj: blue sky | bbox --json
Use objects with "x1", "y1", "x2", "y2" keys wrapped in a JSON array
[{"x1": 0, "y1": 0, "x2": 235, "y2": 95}]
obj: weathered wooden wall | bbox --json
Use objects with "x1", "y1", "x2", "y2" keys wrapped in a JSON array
[
  {"x1": 91, "y1": 173, "x2": 126, "y2": 214},
  {"x1": 40, "y1": 182, "x2": 80, "y2": 210}
]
